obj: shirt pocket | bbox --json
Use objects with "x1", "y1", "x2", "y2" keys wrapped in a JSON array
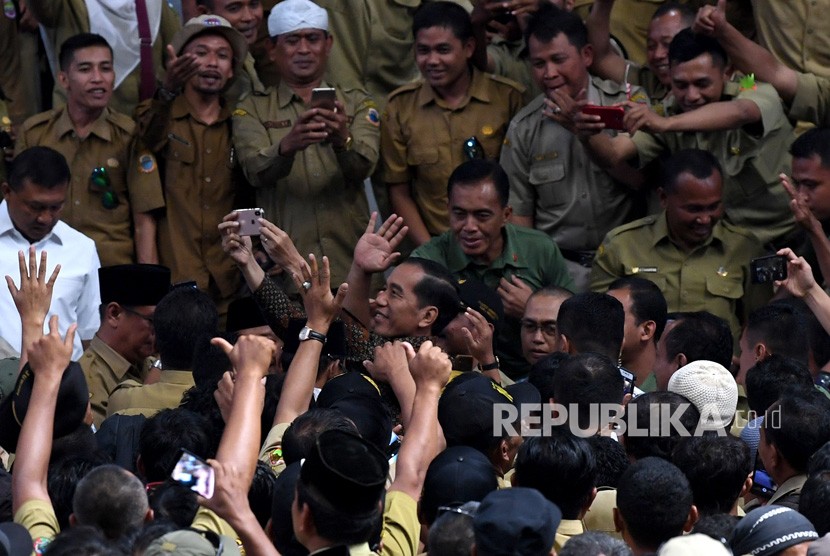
[
  {"x1": 165, "y1": 139, "x2": 195, "y2": 185},
  {"x1": 528, "y1": 160, "x2": 568, "y2": 208},
  {"x1": 705, "y1": 274, "x2": 744, "y2": 300},
  {"x1": 407, "y1": 147, "x2": 439, "y2": 167}
]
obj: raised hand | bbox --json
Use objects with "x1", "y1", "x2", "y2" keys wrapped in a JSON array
[
  {"x1": 497, "y1": 274, "x2": 533, "y2": 319},
  {"x1": 781, "y1": 173, "x2": 822, "y2": 233},
  {"x1": 5, "y1": 246, "x2": 60, "y2": 327},
  {"x1": 212, "y1": 334, "x2": 276, "y2": 381},
  {"x1": 353, "y1": 212, "x2": 409, "y2": 273},
  {"x1": 27, "y1": 316, "x2": 75, "y2": 380},
  {"x1": 364, "y1": 341, "x2": 410, "y2": 385},
  {"x1": 775, "y1": 247, "x2": 818, "y2": 299},
  {"x1": 293, "y1": 254, "x2": 348, "y2": 331},
  {"x1": 407, "y1": 340, "x2": 451, "y2": 390},
  {"x1": 460, "y1": 308, "x2": 496, "y2": 366},
  {"x1": 162, "y1": 44, "x2": 200, "y2": 93},
  {"x1": 219, "y1": 211, "x2": 255, "y2": 267}
]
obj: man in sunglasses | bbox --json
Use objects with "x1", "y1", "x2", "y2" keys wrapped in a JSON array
[{"x1": 15, "y1": 32, "x2": 164, "y2": 267}]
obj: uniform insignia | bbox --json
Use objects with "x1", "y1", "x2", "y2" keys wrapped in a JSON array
[
  {"x1": 106, "y1": 157, "x2": 119, "y2": 168},
  {"x1": 730, "y1": 146, "x2": 741, "y2": 155},
  {"x1": 33, "y1": 536, "x2": 51, "y2": 556},
  {"x1": 629, "y1": 91, "x2": 648, "y2": 104},
  {"x1": 481, "y1": 125, "x2": 494, "y2": 136},
  {"x1": 3, "y1": 0, "x2": 15, "y2": 19},
  {"x1": 597, "y1": 245, "x2": 605, "y2": 256},
  {"x1": 366, "y1": 108, "x2": 380, "y2": 127},
  {"x1": 202, "y1": 16, "x2": 222, "y2": 26},
  {"x1": 138, "y1": 153, "x2": 157, "y2": 174},
  {"x1": 264, "y1": 120, "x2": 291, "y2": 129},
  {"x1": 491, "y1": 381, "x2": 513, "y2": 402},
  {"x1": 1, "y1": 116, "x2": 10, "y2": 126},
  {"x1": 630, "y1": 266, "x2": 658, "y2": 273},
  {"x1": 233, "y1": 108, "x2": 248, "y2": 117},
  {"x1": 717, "y1": 266, "x2": 728, "y2": 277},
  {"x1": 739, "y1": 73, "x2": 757, "y2": 92}
]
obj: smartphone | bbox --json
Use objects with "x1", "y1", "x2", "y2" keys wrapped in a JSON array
[
  {"x1": 236, "y1": 207, "x2": 265, "y2": 236},
  {"x1": 310, "y1": 87, "x2": 337, "y2": 111},
  {"x1": 619, "y1": 367, "x2": 635, "y2": 397},
  {"x1": 751, "y1": 452, "x2": 777, "y2": 499},
  {"x1": 750, "y1": 254, "x2": 787, "y2": 284},
  {"x1": 581, "y1": 105, "x2": 626, "y2": 131},
  {"x1": 170, "y1": 449, "x2": 215, "y2": 499}
]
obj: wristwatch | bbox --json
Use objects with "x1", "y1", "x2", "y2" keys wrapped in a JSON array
[
  {"x1": 479, "y1": 357, "x2": 500, "y2": 371},
  {"x1": 298, "y1": 326, "x2": 327, "y2": 344}
]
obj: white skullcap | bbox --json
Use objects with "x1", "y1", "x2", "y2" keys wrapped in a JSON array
[
  {"x1": 268, "y1": 0, "x2": 328, "y2": 37},
  {"x1": 668, "y1": 360, "x2": 738, "y2": 431}
]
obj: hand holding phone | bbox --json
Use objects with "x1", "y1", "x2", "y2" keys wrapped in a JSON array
[
  {"x1": 170, "y1": 449, "x2": 215, "y2": 499},
  {"x1": 750, "y1": 254, "x2": 787, "y2": 284},
  {"x1": 310, "y1": 87, "x2": 337, "y2": 111},
  {"x1": 581, "y1": 105, "x2": 626, "y2": 131},
  {"x1": 236, "y1": 208, "x2": 265, "y2": 236}
]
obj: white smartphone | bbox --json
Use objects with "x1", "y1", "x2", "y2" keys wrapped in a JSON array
[
  {"x1": 170, "y1": 449, "x2": 215, "y2": 499},
  {"x1": 310, "y1": 87, "x2": 337, "y2": 110},
  {"x1": 236, "y1": 207, "x2": 265, "y2": 236}
]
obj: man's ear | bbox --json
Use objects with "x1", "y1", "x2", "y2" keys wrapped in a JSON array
[
  {"x1": 658, "y1": 187, "x2": 667, "y2": 209},
  {"x1": 676, "y1": 352, "x2": 687, "y2": 369},
  {"x1": 0, "y1": 182, "x2": 10, "y2": 198},
  {"x1": 755, "y1": 342, "x2": 768, "y2": 361},
  {"x1": 69, "y1": 513, "x2": 77, "y2": 527},
  {"x1": 683, "y1": 505, "x2": 699, "y2": 533},
  {"x1": 105, "y1": 302, "x2": 123, "y2": 326},
  {"x1": 613, "y1": 507, "x2": 625, "y2": 534},
  {"x1": 58, "y1": 71, "x2": 69, "y2": 91},
  {"x1": 145, "y1": 508, "x2": 154, "y2": 523},
  {"x1": 419, "y1": 305, "x2": 439, "y2": 330},
  {"x1": 556, "y1": 333, "x2": 571, "y2": 354},
  {"x1": 640, "y1": 320, "x2": 657, "y2": 343},
  {"x1": 580, "y1": 487, "x2": 598, "y2": 518},
  {"x1": 740, "y1": 473, "x2": 753, "y2": 499}
]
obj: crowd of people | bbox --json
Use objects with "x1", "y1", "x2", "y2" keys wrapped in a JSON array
[{"x1": 3, "y1": 0, "x2": 830, "y2": 554}]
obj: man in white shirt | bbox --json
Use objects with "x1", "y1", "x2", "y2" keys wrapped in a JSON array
[{"x1": 1, "y1": 146, "x2": 101, "y2": 359}]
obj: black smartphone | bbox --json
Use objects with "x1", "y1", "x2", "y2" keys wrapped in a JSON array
[
  {"x1": 751, "y1": 452, "x2": 778, "y2": 499},
  {"x1": 170, "y1": 449, "x2": 215, "y2": 499},
  {"x1": 619, "y1": 367, "x2": 635, "y2": 397},
  {"x1": 750, "y1": 254, "x2": 787, "y2": 284}
]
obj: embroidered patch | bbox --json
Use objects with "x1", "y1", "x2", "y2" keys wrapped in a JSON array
[
  {"x1": 202, "y1": 16, "x2": 222, "y2": 26},
  {"x1": 739, "y1": 73, "x2": 757, "y2": 92},
  {"x1": 33, "y1": 536, "x2": 51, "y2": 556},
  {"x1": 264, "y1": 120, "x2": 291, "y2": 129},
  {"x1": 3, "y1": 0, "x2": 15, "y2": 19},
  {"x1": 366, "y1": 108, "x2": 380, "y2": 126},
  {"x1": 138, "y1": 153, "x2": 157, "y2": 174},
  {"x1": 629, "y1": 90, "x2": 649, "y2": 104},
  {"x1": 481, "y1": 124, "x2": 494, "y2": 136},
  {"x1": 233, "y1": 108, "x2": 248, "y2": 117}
]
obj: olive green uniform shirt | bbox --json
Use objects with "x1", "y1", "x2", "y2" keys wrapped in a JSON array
[
  {"x1": 107, "y1": 369, "x2": 194, "y2": 417},
  {"x1": 628, "y1": 63, "x2": 670, "y2": 111},
  {"x1": 225, "y1": 53, "x2": 267, "y2": 107},
  {"x1": 631, "y1": 81, "x2": 795, "y2": 246},
  {"x1": 500, "y1": 77, "x2": 644, "y2": 253},
  {"x1": 28, "y1": 0, "x2": 181, "y2": 117},
  {"x1": 590, "y1": 213, "x2": 769, "y2": 340},
  {"x1": 382, "y1": 68, "x2": 524, "y2": 236},
  {"x1": 790, "y1": 71, "x2": 830, "y2": 125},
  {"x1": 412, "y1": 223, "x2": 575, "y2": 378},
  {"x1": 79, "y1": 335, "x2": 149, "y2": 428},
  {"x1": 16, "y1": 105, "x2": 165, "y2": 266},
  {"x1": 233, "y1": 80, "x2": 380, "y2": 287},
  {"x1": 134, "y1": 95, "x2": 242, "y2": 309}
]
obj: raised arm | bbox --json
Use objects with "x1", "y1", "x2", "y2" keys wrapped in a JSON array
[
  {"x1": 623, "y1": 98, "x2": 762, "y2": 134},
  {"x1": 781, "y1": 173, "x2": 830, "y2": 285},
  {"x1": 12, "y1": 317, "x2": 75, "y2": 514},
  {"x1": 586, "y1": 0, "x2": 627, "y2": 83},
  {"x1": 775, "y1": 248, "x2": 830, "y2": 335}
]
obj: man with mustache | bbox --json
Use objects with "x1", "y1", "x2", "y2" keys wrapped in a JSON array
[{"x1": 134, "y1": 15, "x2": 248, "y2": 317}]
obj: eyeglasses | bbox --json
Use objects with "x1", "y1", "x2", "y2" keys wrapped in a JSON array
[
  {"x1": 89, "y1": 167, "x2": 119, "y2": 209},
  {"x1": 463, "y1": 136, "x2": 485, "y2": 160},
  {"x1": 123, "y1": 306, "x2": 154, "y2": 325},
  {"x1": 520, "y1": 319, "x2": 557, "y2": 337}
]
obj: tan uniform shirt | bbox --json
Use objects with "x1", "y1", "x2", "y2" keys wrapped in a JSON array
[
  {"x1": 753, "y1": 0, "x2": 830, "y2": 78},
  {"x1": 632, "y1": 81, "x2": 796, "y2": 246},
  {"x1": 0, "y1": 15, "x2": 40, "y2": 129},
  {"x1": 233, "y1": 80, "x2": 380, "y2": 286},
  {"x1": 107, "y1": 369, "x2": 194, "y2": 417},
  {"x1": 28, "y1": 0, "x2": 180, "y2": 117},
  {"x1": 16, "y1": 105, "x2": 165, "y2": 265},
  {"x1": 382, "y1": 68, "x2": 524, "y2": 235},
  {"x1": 78, "y1": 335, "x2": 148, "y2": 428},
  {"x1": 134, "y1": 95, "x2": 241, "y2": 306},
  {"x1": 790, "y1": 71, "x2": 830, "y2": 126},
  {"x1": 590, "y1": 213, "x2": 769, "y2": 340}
]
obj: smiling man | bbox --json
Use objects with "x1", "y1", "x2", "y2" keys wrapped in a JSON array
[
  {"x1": 412, "y1": 159, "x2": 573, "y2": 379},
  {"x1": 382, "y1": 1, "x2": 523, "y2": 246},
  {"x1": 16, "y1": 33, "x2": 164, "y2": 267},
  {"x1": 135, "y1": 15, "x2": 248, "y2": 318},
  {"x1": 590, "y1": 148, "x2": 767, "y2": 341}
]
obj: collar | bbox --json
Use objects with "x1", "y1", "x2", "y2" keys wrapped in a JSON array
[
  {"x1": 170, "y1": 95, "x2": 232, "y2": 123},
  {"x1": 0, "y1": 199, "x2": 66, "y2": 245},
  {"x1": 54, "y1": 105, "x2": 113, "y2": 142},
  {"x1": 652, "y1": 212, "x2": 723, "y2": 250},
  {"x1": 557, "y1": 519, "x2": 586, "y2": 536},
  {"x1": 90, "y1": 335, "x2": 134, "y2": 380},
  {"x1": 416, "y1": 66, "x2": 491, "y2": 108},
  {"x1": 444, "y1": 223, "x2": 529, "y2": 274},
  {"x1": 772, "y1": 474, "x2": 808, "y2": 499}
]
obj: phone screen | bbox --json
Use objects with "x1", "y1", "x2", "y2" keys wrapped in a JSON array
[
  {"x1": 171, "y1": 449, "x2": 215, "y2": 499},
  {"x1": 751, "y1": 452, "x2": 778, "y2": 499}
]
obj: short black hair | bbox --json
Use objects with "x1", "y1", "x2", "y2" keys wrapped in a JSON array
[
  {"x1": 59, "y1": 33, "x2": 113, "y2": 72},
  {"x1": 809, "y1": 441, "x2": 830, "y2": 476},
  {"x1": 668, "y1": 28, "x2": 728, "y2": 69},
  {"x1": 763, "y1": 388, "x2": 830, "y2": 474},
  {"x1": 525, "y1": 4, "x2": 588, "y2": 49},
  {"x1": 672, "y1": 435, "x2": 751, "y2": 515},
  {"x1": 790, "y1": 127, "x2": 830, "y2": 168},
  {"x1": 800, "y1": 472, "x2": 830, "y2": 537},
  {"x1": 616, "y1": 457, "x2": 693, "y2": 551},
  {"x1": 660, "y1": 148, "x2": 723, "y2": 196},
  {"x1": 447, "y1": 159, "x2": 511, "y2": 207},
  {"x1": 514, "y1": 428, "x2": 597, "y2": 519},
  {"x1": 44, "y1": 525, "x2": 126, "y2": 556},
  {"x1": 528, "y1": 352, "x2": 570, "y2": 403},
  {"x1": 651, "y1": 2, "x2": 696, "y2": 25},
  {"x1": 558, "y1": 531, "x2": 633, "y2": 556},
  {"x1": 557, "y1": 293, "x2": 624, "y2": 360},
  {"x1": 622, "y1": 391, "x2": 700, "y2": 461},
  {"x1": 138, "y1": 408, "x2": 214, "y2": 483},
  {"x1": 153, "y1": 287, "x2": 219, "y2": 370},
  {"x1": 282, "y1": 408, "x2": 359, "y2": 465},
  {"x1": 691, "y1": 513, "x2": 740, "y2": 543},
  {"x1": 745, "y1": 354, "x2": 814, "y2": 415},
  {"x1": 8, "y1": 146, "x2": 71, "y2": 192},
  {"x1": 745, "y1": 303, "x2": 809, "y2": 365},
  {"x1": 553, "y1": 352, "x2": 624, "y2": 430},
  {"x1": 663, "y1": 311, "x2": 733, "y2": 369},
  {"x1": 403, "y1": 258, "x2": 463, "y2": 335},
  {"x1": 586, "y1": 434, "x2": 629, "y2": 489},
  {"x1": 72, "y1": 465, "x2": 149, "y2": 540},
  {"x1": 608, "y1": 277, "x2": 668, "y2": 342},
  {"x1": 413, "y1": 1, "x2": 473, "y2": 42},
  {"x1": 296, "y1": 479, "x2": 383, "y2": 546}
]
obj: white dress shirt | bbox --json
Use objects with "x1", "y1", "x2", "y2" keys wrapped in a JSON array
[{"x1": 0, "y1": 200, "x2": 101, "y2": 360}]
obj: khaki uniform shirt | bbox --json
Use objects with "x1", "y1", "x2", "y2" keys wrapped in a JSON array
[
  {"x1": 590, "y1": 213, "x2": 769, "y2": 340},
  {"x1": 632, "y1": 81, "x2": 796, "y2": 246},
  {"x1": 629, "y1": 63, "x2": 670, "y2": 111},
  {"x1": 0, "y1": 16, "x2": 40, "y2": 129},
  {"x1": 489, "y1": 37, "x2": 540, "y2": 107},
  {"x1": 500, "y1": 77, "x2": 644, "y2": 252},
  {"x1": 233, "y1": 80, "x2": 380, "y2": 286},
  {"x1": 382, "y1": 68, "x2": 524, "y2": 235},
  {"x1": 412, "y1": 223, "x2": 575, "y2": 379},
  {"x1": 107, "y1": 369, "x2": 194, "y2": 417},
  {"x1": 28, "y1": 0, "x2": 180, "y2": 116},
  {"x1": 135, "y1": 95, "x2": 241, "y2": 304},
  {"x1": 608, "y1": 0, "x2": 663, "y2": 66},
  {"x1": 16, "y1": 105, "x2": 165, "y2": 266},
  {"x1": 753, "y1": 0, "x2": 830, "y2": 78},
  {"x1": 790, "y1": 71, "x2": 830, "y2": 126},
  {"x1": 79, "y1": 335, "x2": 148, "y2": 428}
]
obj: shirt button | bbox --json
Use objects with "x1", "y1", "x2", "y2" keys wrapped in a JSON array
[
  {"x1": 205, "y1": 176, "x2": 212, "y2": 183},
  {"x1": 75, "y1": 200, "x2": 81, "y2": 205},
  {"x1": 206, "y1": 148, "x2": 212, "y2": 154},
  {"x1": 203, "y1": 204, "x2": 210, "y2": 210}
]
